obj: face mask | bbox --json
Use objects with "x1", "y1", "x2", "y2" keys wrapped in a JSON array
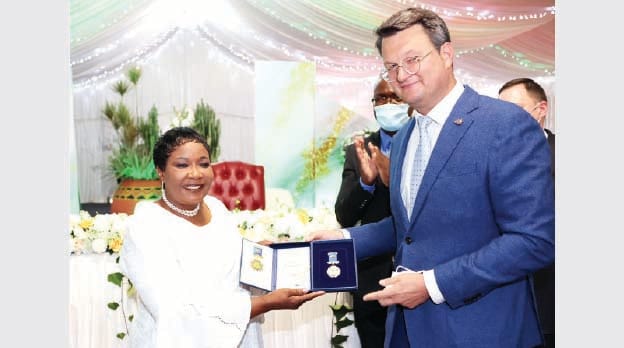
[{"x1": 374, "y1": 103, "x2": 410, "y2": 131}]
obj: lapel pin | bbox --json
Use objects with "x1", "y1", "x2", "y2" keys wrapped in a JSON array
[{"x1": 453, "y1": 118, "x2": 463, "y2": 125}]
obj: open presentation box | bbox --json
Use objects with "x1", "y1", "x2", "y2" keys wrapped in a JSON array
[{"x1": 240, "y1": 238, "x2": 358, "y2": 292}]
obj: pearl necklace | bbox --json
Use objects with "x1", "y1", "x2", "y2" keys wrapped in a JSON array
[{"x1": 161, "y1": 189, "x2": 201, "y2": 217}]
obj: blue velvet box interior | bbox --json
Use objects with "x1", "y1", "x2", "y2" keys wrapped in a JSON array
[{"x1": 271, "y1": 239, "x2": 358, "y2": 292}]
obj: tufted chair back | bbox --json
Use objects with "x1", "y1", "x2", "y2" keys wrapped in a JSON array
[{"x1": 208, "y1": 161, "x2": 266, "y2": 211}]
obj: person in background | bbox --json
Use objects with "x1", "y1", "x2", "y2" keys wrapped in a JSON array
[
  {"x1": 119, "y1": 127, "x2": 324, "y2": 348},
  {"x1": 309, "y1": 7, "x2": 554, "y2": 348},
  {"x1": 499, "y1": 77, "x2": 555, "y2": 348},
  {"x1": 335, "y1": 79, "x2": 411, "y2": 348},
  {"x1": 499, "y1": 77, "x2": 555, "y2": 177}
]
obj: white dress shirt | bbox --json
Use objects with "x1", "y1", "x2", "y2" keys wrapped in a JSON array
[{"x1": 400, "y1": 81, "x2": 465, "y2": 305}]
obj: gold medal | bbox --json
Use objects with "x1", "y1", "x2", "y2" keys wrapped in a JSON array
[{"x1": 250, "y1": 246, "x2": 264, "y2": 272}]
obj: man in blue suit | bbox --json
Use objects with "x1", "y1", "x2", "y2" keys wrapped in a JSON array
[{"x1": 308, "y1": 7, "x2": 554, "y2": 348}]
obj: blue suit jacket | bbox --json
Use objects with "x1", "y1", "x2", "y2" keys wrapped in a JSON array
[{"x1": 347, "y1": 86, "x2": 555, "y2": 347}]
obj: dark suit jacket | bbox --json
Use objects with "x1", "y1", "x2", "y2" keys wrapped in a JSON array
[
  {"x1": 348, "y1": 86, "x2": 555, "y2": 347},
  {"x1": 545, "y1": 128, "x2": 555, "y2": 178},
  {"x1": 335, "y1": 130, "x2": 394, "y2": 348},
  {"x1": 534, "y1": 128, "x2": 555, "y2": 338}
]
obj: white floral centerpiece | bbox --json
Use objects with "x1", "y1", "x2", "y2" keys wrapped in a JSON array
[
  {"x1": 234, "y1": 205, "x2": 340, "y2": 243},
  {"x1": 69, "y1": 211, "x2": 129, "y2": 255},
  {"x1": 69, "y1": 204, "x2": 340, "y2": 254}
]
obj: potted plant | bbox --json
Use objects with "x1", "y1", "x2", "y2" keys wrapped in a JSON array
[
  {"x1": 104, "y1": 67, "x2": 162, "y2": 214},
  {"x1": 169, "y1": 99, "x2": 221, "y2": 162},
  {"x1": 191, "y1": 99, "x2": 221, "y2": 162},
  {"x1": 103, "y1": 68, "x2": 222, "y2": 214}
]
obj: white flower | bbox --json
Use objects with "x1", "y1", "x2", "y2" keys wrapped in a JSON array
[
  {"x1": 72, "y1": 238, "x2": 88, "y2": 255},
  {"x1": 92, "y1": 214, "x2": 112, "y2": 235},
  {"x1": 234, "y1": 205, "x2": 339, "y2": 242},
  {"x1": 169, "y1": 106, "x2": 194, "y2": 129},
  {"x1": 69, "y1": 214, "x2": 81, "y2": 228},
  {"x1": 274, "y1": 213, "x2": 305, "y2": 241},
  {"x1": 91, "y1": 238, "x2": 108, "y2": 253},
  {"x1": 72, "y1": 226, "x2": 87, "y2": 238},
  {"x1": 110, "y1": 213, "x2": 129, "y2": 235},
  {"x1": 69, "y1": 211, "x2": 130, "y2": 255}
]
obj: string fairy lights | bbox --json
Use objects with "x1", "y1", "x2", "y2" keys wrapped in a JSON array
[{"x1": 71, "y1": 1, "x2": 555, "y2": 91}]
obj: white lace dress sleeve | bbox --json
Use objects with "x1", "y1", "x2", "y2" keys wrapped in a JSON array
[{"x1": 119, "y1": 197, "x2": 254, "y2": 348}]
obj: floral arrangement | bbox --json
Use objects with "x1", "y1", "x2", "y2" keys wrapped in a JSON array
[
  {"x1": 69, "y1": 205, "x2": 339, "y2": 255},
  {"x1": 234, "y1": 205, "x2": 340, "y2": 243},
  {"x1": 69, "y1": 211, "x2": 129, "y2": 255}
]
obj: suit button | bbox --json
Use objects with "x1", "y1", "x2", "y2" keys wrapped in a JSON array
[{"x1": 405, "y1": 237, "x2": 412, "y2": 244}]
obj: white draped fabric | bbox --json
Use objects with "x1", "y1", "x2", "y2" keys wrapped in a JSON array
[
  {"x1": 71, "y1": 1, "x2": 555, "y2": 203},
  {"x1": 70, "y1": 254, "x2": 361, "y2": 348},
  {"x1": 73, "y1": 29, "x2": 256, "y2": 203}
]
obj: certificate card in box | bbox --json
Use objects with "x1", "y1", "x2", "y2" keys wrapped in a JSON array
[{"x1": 239, "y1": 238, "x2": 357, "y2": 292}]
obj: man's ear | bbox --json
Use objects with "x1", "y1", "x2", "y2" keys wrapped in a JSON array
[
  {"x1": 537, "y1": 101, "x2": 548, "y2": 117},
  {"x1": 440, "y1": 42, "x2": 454, "y2": 69},
  {"x1": 536, "y1": 101, "x2": 548, "y2": 125}
]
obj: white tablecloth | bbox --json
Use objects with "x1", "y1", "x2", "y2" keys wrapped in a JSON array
[{"x1": 70, "y1": 254, "x2": 361, "y2": 348}]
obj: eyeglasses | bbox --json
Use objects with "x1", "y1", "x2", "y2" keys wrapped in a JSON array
[
  {"x1": 371, "y1": 95, "x2": 402, "y2": 105},
  {"x1": 380, "y1": 49, "x2": 434, "y2": 83}
]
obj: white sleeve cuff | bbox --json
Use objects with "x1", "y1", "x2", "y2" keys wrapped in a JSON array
[
  {"x1": 341, "y1": 229, "x2": 351, "y2": 239},
  {"x1": 423, "y1": 269, "x2": 445, "y2": 304}
]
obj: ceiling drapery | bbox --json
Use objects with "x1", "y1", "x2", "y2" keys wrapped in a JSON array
[
  {"x1": 70, "y1": 0, "x2": 555, "y2": 203},
  {"x1": 71, "y1": 0, "x2": 555, "y2": 88}
]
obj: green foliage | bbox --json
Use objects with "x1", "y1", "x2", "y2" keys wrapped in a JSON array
[
  {"x1": 112, "y1": 80, "x2": 130, "y2": 97},
  {"x1": 192, "y1": 99, "x2": 221, "y2": 162},
  {"x1": 331, "y1": 334, "x2": 349, "y2": 347},
  {"x1": 329, "y1": 300, "x2": 354, "y2": 348},
  {"x1": 335, "y1": 316, "x2": 354, "y2": 331},
  {"x1": 137, "y1": 106, "x2": 160, "y2": 155},
  {"x1": 104, "y1": 69, "x2": 221, "y2": 181},
  {"x1": 127, "y1": 67, "x2": 142, "y2": 86},
  {"x1": 103, "y1": 67, "x2": 160, "y2": 181},
  {"x1": 107, "y1": 270, "x2": 135, "y2": 341},
  {"x1": 107, "y1": 272, "x2": 124, "y2": 287}
]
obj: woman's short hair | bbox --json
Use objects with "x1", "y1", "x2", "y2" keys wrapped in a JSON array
[{"x1": 153, "y1": 127, "x2": 211, "y2": 171}]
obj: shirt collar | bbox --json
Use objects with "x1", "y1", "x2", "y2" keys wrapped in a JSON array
[
  {"x1": 379, "y1": 128, "x2": 393, "y2": 154},
  {"x1": 413, "y1": 81, "x2": 464, "y2": 126}
]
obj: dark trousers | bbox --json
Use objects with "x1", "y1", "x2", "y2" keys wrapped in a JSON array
[{"x1": 353, "y1": 255, "x2": 393, "y2": 348}]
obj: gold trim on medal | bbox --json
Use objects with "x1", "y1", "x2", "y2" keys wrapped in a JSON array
[{"x1": 251, "y1": 246, "x2": 264, "y2": 272}]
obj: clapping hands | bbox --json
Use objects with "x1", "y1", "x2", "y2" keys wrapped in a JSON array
[{"x1": 353, "y1": 136, "x2": 390, "y2": 187}]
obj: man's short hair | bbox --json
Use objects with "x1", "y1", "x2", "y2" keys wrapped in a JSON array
[
  {"x1": 374, "y1": 8, "x2": 451, "y2": 55},
  {"x1": 499, "y1": 78, "x2": 548, "y2": 103}
]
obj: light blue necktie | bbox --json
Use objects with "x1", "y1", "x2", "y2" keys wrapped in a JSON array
[{"x1": 408, "y1": 116, "x2": 433, "y2": 220}]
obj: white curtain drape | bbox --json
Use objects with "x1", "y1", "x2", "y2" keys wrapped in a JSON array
[
  {"x1": 73, "y1": 29, "x2": 256, "y2": 202},
  {"x1": 71, "y1": 0, "x2": 556, "y2": 203}
]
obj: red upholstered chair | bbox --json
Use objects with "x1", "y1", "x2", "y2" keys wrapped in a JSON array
[{"x1": 208, "y1": 161, "x2": 266, "y2": 211}]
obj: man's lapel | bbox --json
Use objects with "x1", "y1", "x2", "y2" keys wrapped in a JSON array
[
  {"x1": 408, "y1": 87, "x2": 479, "y2": 225},
  {"x1": 390, "y1": 117, "x2": 415, "y2": 227}
]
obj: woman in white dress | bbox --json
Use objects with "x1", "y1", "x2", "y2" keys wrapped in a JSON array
[{"x1": 119, "y1": 127, "x2": 324, "y2": 348}]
